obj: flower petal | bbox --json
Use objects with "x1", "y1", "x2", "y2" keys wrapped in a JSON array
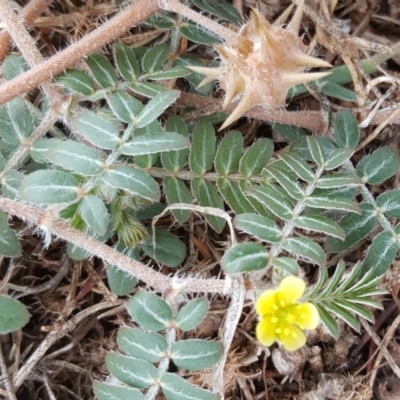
[
  {"x1": 256, "y1": 318, "x2": 277, "y2": 347},
  {"x1": 278, "y1": 323, "x2": 306, "y2": 351},
  {"x1": 294, "y1": 303, "x2": 320, "y2": 330},
  {"x1": 256, "y1": 289, "x2": 278, "y2": 316},
  {"x1": 277, "y1": 276, "x2": 305, "y2": 306}
]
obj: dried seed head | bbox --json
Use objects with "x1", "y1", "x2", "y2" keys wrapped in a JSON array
[{"x1": 190, "y1": 0, "x2": 331, "y2": 130}]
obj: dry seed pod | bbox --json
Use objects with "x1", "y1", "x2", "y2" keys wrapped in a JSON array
[{"x1": 190, "y1": 0, "x2": 332, "y2": 130}]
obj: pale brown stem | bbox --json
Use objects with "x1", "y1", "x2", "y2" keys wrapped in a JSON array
[
  {"x1": 0, "y1": 0, "x2": 62, "y2": 103},
  {"x1": 0, "y1": 341, "x2": 17, "y2": 400},
  {"x1": 178, "y1": 92, "x2": 329, "y2": 133},
  {"x1": 0, "y1": 0, "x2": 53, "y2": 62},
  {"x1": 0, "y1": 0, "x2": 45, "y2": 65},
  {"x1": 0, "y1": 196, "x2": 227, "y2": 295},
  {"x1": 4, "y1": 109, "x2": 60, "y2": 173},
  {"x1": 0, "y1": 0, "x2": 160, "y2": 106},
  {"x1": 164, "y1": 0, "x2": 240, "y2": 44}
]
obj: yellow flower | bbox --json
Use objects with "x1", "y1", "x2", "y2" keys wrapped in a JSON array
[{"x1": 256, "y1": 276, "x2": 319, "y2": 351}]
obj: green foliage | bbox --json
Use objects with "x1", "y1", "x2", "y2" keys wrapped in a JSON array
[
  {"x1": 99, "y1": 292, "x2": 222, "y2": 399},
  {"x1": 308, "y1": 261, "x2": 385, "y2": 339},
  {"x1": 0, "y1": 295, "x2": 30, "y2": 333},
  {"x1": 0, "y1": 13, "x2": 394, "y2": 396}
]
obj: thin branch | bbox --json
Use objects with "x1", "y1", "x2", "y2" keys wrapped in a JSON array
[
  {"x1": 177, "y1": 92, "x2": 329, "y2": 133},
  {"x1": 163, "y1": 0, "x2": 240, "y2": 44},
  {"x1": 146, "y1": 167, "x2": 266, "y2": 183},
  {"x1": 0, "y1": 0, "x2": 62, "y2": 104},
  {"x1": 0, "y1": 0, "x2": 46, "y2": 66},
  {"x1": 0, "y1": 196, "x2": 227, "y2": 295},
  {"x1": 12, "y1": 301, "x2": 119, "y2": 390},
  {"x1": 0, "y1": 0, "x2": 160, "y2": 106},
  {"x1": 0, "y1": 0, "x2": 53, "y2": 62},
  {"x1": 4, "y1": 108, "x2": 60, "y2": 173},
  {"x1": 0, "y1": 340, "x2": 17, "y2": 400}
]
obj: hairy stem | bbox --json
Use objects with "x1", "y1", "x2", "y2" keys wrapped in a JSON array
[
  {"x1": 0, "y1": 0, "x2": 62, "y2": 104},
  {"x1": 163, "y1": 0, "x2": 240, "y2": 44},
  {"x1": 0, "y1": 0, "x2": 160, "y2": 106},
  {"x1": 0, "y1": 0, "x2": 53, "y2": 62},
  {"x1": 0, "y1": 196, "x2": 227, "y2": 295},
  {"x1": 4, "y1": 108, "x2": 60, "y2": 173},
  {"x1": 178, "y1": 92, "x2": 329, "y2": 133},
  {"x1": 146, "y1": 167, "x2": 266, "y2": 183}
]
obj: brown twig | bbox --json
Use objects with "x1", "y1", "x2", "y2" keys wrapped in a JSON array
[
  {"x1": 0, "y1": 0, "x2": 53, "y2": 62},
  {"x1": 0, "y1": 0, "x2": 160, "y2": 106}
]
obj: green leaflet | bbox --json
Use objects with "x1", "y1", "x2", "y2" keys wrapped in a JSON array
[
  {"x1": 278, "y1": 151, "x2": 315, "y2": 182},
  {"x1": 117, "y1": 327, "x2": 167, "y2": 363},
  {"x1": 326, "y1": 203, "x2": 377, "y2": 252},
  {"x1": 0, "y1": 295, "x2": 30, "y2": 333},
  {"x1": 376, "y1": 190, "x2": 400, "y2": 218},
  {"x1": 316, "y1": 172, "x2": 363, "y2": 189},
  {"x1": 171, "y1": 340, "x2": 223, "y2": 370},
  {"x1": 294, "y1": 215, "x2": 345, "y2": 240},
  {"x1": 191, "y1": 0, "x2": 242, "y2": 25},
  {"x1": 141, "y1": 228, "x2": 186, "y2": 268},
  {"x1": 246, "y1": 185, "x2": 294, "y2": 221},
  {"x1": 3, "y1": 54, "x2": 29, "y2": 80},
  {"x1": 160, "y1": 373, "x2": 220, "y2": 400},
  {"x1": 356, "y1": 147, "x2": 400, "y2": 185},
  {"x1": 161, "y1": 116, "x2": 189, "y2": 173},
  {"x1": 239, "y1": 139, "x2": 273, "y2": 177},
  {"x1": 47, "y1": 140, "x2": 104, "y2": 176},
  {"x1": 335, "y1": 109, "x2": 359, "y2": 148},
  {"x1": 281, "y1": 237, "x2": 326, "y2": 266},
  {"x1": 1, "y1": 170, "x2": 24, "y2": 200},
  {"x1": 56, "y1": 69, "x2": 95, "y2": 96},
  {"x1": 127, "y1": 290, "x2": 173, "y2": 332},
  {"x1": 86, "y1": 52, "x2": 117, "y2": 89},
  {"x1": 217, "y1": 178, "x2": 255, "y2": 215},
  {"x1": 214, "y1": 130, "x2": 243, "y2": 176},
  {"x1": 79, "y1": 195, "x2": 109, "y2": 235},
  {"x1": 180, "y1": 21, "x2": 221, "y2": 45},
  {"x1": 20, "y1": 170, "x2": 80, "y2": 204},
  {"x1": 142, "y1": 43, "x2": 170, "y2": 74},
  {"x1": 114, "y1": 43, "x2": 140, "y2": 81},
  {"x1": 107, "y1": 265, "x2": 138, "y2": 296},
  {"x1": 93, "y1": 382, "x2": 145, "y2": 400},
  {"x1": 192, "y1": 178, "x2": 225, "y2": 232},
  {"x1": 106, "y1": 91, "x2": 143, "y2": 123},
  {"x1": 234, "y1": 213, "x2": 282, "y2": 243},
  {"x1": 136, "y1": 90, "x2": 180, "y2": 129},
  {"x1": 102, "y1": 167, "x2": 160, "y2": 202},
  {"x1": 362, "y1": 230, "x2": 399, "y2": 276},
  {"x1": 163, "y1": 177, "x2": 192, "y2": 223},
  {"x1": 265, "y1": 162, "x2": 305, "y2": 200},
  {"x1": 72, "y1": 114, "x2": 120, "y2": 150},
  {"x1": 146, "y1": 66, "x2": 191, "y2": 80},
  {"x1": 222, "y1": 242, "x2": 268, "y2": 273},
  {"x1": 272, "y1": 257, "x2": 299, "y2": 275},
  {"x1": 189, "y1": 122, "x2": 216, "y2": 175},
  {"x1": 307, "y1": 136, "x2": 326, "y2": 166},
  {"x1": 324, "y1": 148, "x2": 354, "y2": 170},
  {"x1": 121, "y1": 133, "x2": 190, "y2": 156},
  {"x1": 175, "y1": 298, "x2": 209, "y2": 332},
  {"x1": 106, "y1": 353, "x2": 157, "y2": 388}
]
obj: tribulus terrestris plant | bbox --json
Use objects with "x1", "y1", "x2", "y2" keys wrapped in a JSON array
[{"x1": 0, "y1": 0, "x2": 400, "y2": 399}]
